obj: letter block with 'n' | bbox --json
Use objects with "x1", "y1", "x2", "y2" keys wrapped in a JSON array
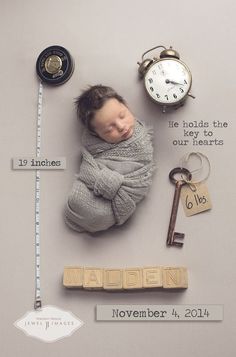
[{"x1": 162, "y1": 267, "x2": 188, "y2": 289}]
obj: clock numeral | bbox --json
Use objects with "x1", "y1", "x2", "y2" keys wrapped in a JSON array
[
  {"x1": 148, "y1": 78, "x2": 153, "y2": 84},
  {"x1": 179, "y1": 88, "x2": 184, "y2": 93},
  {"x1": 156, "y1": 93, "x2": 160, "y2": 98},
  {"x1": 165, "y1": 95, "x2": 169, "y2": 101},
  {"x1": 158, "y1": 64, "x2": 163, "y2": 70},
  {"x1": 152, "y1": 70, "x2": 156, "y2": 75},
  {"x1": 184, "y1": 79, "x2": 188, "y2": 84},
  {"x1": 173, "y1": 94, "x2": 177, "y2": 99},
  {"x1": 150, "y1": 87, "x2": 154, "y2": 92}
]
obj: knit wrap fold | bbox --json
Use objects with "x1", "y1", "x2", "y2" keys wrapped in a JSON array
[
  {"x1": 94, "y1": 168, "x2": 123, "y2": 199},
  {"x1": 65, "y1": 120, "x2": 155, "y2": 233},
  {"x1": 79, "y1": 154, "x2": 124, "y2": 200}
]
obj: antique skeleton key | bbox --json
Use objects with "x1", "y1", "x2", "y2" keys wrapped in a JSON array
[{"x1": 167, "y1": 167, "x2": 192, "y2": 247}]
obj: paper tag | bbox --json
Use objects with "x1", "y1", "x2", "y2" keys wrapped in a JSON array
[
  {"x1": 181, "y1": 182, "x2": 212, "y2": 217},
  {"x1": 14, "y1": 305, "x2": 84, "y2": 343},
  {"x1": 12, "y1": 157, "x2": 66, "y2": 170}
]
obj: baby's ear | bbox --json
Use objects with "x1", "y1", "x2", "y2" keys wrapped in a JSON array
[
  {"x1": 86, "y1": 120, "x2": 97, "y2": 136},
  {"x1": 89, "y1": 128, "x2": 98, "y2": 137}
]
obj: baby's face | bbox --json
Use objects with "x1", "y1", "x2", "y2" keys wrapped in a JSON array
[{"x1": 91, "y1": 98, "x2": 135, "y2": 143}]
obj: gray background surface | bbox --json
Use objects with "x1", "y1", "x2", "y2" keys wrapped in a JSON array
[{"x1": 1, "y1": 0, "x2": 236, "y2": 355}]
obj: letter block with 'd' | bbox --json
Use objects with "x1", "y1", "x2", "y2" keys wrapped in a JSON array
[{"x1": 123, "y1": 268, "x2": 143, "y2": 289}]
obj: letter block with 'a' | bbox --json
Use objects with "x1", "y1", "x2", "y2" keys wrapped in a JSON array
[{"x1": 83, "y1": 268, "x2": 103, "y2": 289}]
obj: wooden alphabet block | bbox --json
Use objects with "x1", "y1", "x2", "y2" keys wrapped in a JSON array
[
  {"x1": 142, "y1": 267, "x2": 163, "y2": 288},
  {"x1": 123, "y1": 268, "x2": 143, "y2": 289},
  {"x1": 83, "y1": 268, "x2": 103, "y2": 289},
  {"x1": 63, "y1": 266, "x2": 188, "y2": 291},
  {"x1": 103, "y1": 269, "x2": 123, "y2": 290},
  {"x1": 63, "y1": 267, "x2": 84, "y2": 288},
  {"x1": 162, "y1": 267, "x2": 188, "y2": 289}
]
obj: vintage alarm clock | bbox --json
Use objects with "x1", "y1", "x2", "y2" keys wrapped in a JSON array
[
  {"x1": 36, "y1": 45, "x2": 74, "y2": 85},
  {"x1": 137, "y1": 45, "x2": 195, "y2": 112}
]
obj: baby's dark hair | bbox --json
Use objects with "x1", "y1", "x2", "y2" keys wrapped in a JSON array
[{"x1": 75, "y1": 85, "x2": 127, "y2": 131}]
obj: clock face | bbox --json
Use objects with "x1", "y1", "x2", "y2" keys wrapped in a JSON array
[{"x1": 144, "y1": 59, "x2": 192, "y2": 105}]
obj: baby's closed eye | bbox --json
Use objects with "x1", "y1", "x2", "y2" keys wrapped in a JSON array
[{"x1": 119, "y1": 110, "x2": 126, "y2": 119}]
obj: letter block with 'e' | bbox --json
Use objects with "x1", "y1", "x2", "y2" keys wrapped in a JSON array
[{"x1": 142, "y1": 267, "x2": 163, "y2": 288}]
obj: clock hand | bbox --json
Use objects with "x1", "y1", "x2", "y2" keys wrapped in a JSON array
[{"x1": 165, "y1": 79, "x2": 184, "y2": 85}]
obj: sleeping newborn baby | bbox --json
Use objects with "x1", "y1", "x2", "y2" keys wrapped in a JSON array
[{"x1": 65, "y1": 85, "x2": 155, "y2": 233}]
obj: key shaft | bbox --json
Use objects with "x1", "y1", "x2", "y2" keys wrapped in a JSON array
[{"x1": 167, "y1": 181, "x2": 185, "y2": 246}]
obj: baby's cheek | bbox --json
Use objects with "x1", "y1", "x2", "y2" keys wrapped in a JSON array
[{"x1": 106, "y1": 132, "x2": 120, "y2": 143}]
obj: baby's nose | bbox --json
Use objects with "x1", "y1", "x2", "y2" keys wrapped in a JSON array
[{"x1": 117, "y1": 121, "x2": 125, "y2": 132}]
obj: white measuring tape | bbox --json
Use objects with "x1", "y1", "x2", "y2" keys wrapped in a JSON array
[
  {"x1": 33, "y1": 46, "x2": 74, "y2": 310},
  {"x1": 34, "y1": 82, "x2": 43, "y2": 310}
]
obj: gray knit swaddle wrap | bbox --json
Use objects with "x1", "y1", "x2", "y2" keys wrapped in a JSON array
[{"x1": 65, "y1": 120, "x2": 155, "y2": 233}]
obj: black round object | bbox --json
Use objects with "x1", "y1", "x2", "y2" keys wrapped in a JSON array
[{"x1": 36, "y1": 45, "x2": 74, "y2": 85}]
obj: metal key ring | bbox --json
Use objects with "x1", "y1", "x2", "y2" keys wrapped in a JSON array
[{"x1": 169, "y1": 167, "x2": 192, "y2": 184}]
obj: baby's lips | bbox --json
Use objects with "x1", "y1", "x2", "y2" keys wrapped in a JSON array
[{"x1": 122, "y1": 127, "x2": 132, "y2": 138}]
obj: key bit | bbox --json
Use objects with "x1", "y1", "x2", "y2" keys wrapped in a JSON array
[
  {"x1": 172, "y1": 232, "x2": 185, "y2": 247},
  {"x1": 167, "y1": 231, "x2": 185, "y2": 246}
]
